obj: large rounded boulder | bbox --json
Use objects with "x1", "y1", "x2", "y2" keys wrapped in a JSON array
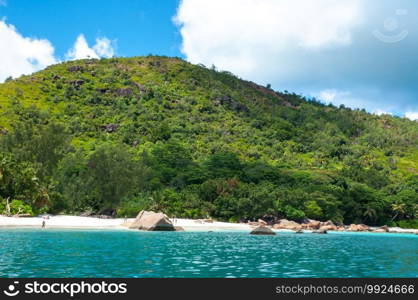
[
  {"x1": 250, "y1": 226, "x2": 276, "y2": 235},
  {"x1": 273, "y1": 219, "x2": 301, "y2": 230},
  {"x1": 347, "y1": 224, "x2": 369, "y2": 232},
  {"x1": 129, "y1": 210, "x2": 176, "y2": 231}
]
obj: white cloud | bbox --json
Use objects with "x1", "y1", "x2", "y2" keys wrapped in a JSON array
[
  {"x1": 66, "y1": 34, "x2": 115, "y2": 60},
  {"x1": 174, "y1": 0, "x2": 418, "y2": 116},
  {"x1": 316, "y1": 89, "x2": 351, "y2": 104},
  {"x1": 405, "y1": 112, "x2": 418, "y2": 121},
  {"x1": 313, "y1": 88, "x2": 400, "y2": 114},
  {"x1": 0, "y1": 23, "x2": 116, "y2": 82},
  {"x1": 0, "y1": 19, "x2": 57, "y2": 82},
  {"x1": 93, "y1": 37, "x2": 115, "y2": 58},
  {"x1": 66, "y1": 34, "x2": 99, "y2": 60},
  {"x1": 174, "y1": 0, "x2": 363, "y2": 77},
  {"x1": 373, "y1": 109, "x2": 393, "y2": 116}
]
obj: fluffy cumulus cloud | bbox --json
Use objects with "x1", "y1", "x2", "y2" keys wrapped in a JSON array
[
  {"x1": 0, "y1": 19, "x2": 57, "y2": 82},
  {"x1": 175, "y1": 0, "x2": 418, "y2": 116},
  {"x1": 373, "y1": 109, "x2": 393, "y2": 116},
  {"x1": 315, "y1": 89, "x2": 352, "y2": 105},
  {"x1": 92, "y1": 37, "x2": 115, "y2": 58},
  {"x1": 66, "y1": 34, "x2": 115, "y2": 60},
  {"x1": 175, "y1": 0, "x2": 362, "y2": 76},
  {"x1": 0, "y1": 21, "x2": 115, "y2": 82},
  {"x1": 405, "y1": 112, "x2": 418, "y2": 121}
]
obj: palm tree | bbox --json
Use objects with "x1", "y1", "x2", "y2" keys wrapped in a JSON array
[
  {"x1": 148, "y1": 191, "x2": 165, "y2": 212},
  {"x1": 363, "y1": 205, "x2": 377, "y2": 223},
  {"x1": 391, "y1": 203, "x2": 406, "y2": 221},
  {"x1": 4, "y1": 197, "x2": 11, "y2": 216}
]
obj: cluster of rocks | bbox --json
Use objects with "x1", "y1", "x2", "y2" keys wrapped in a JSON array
[
  {"x1": 103, "y1": 123, "x2": 119, "y2": 133},
  {"x1": 213, "y1": 95, "x2": 249, "y2": 113},
  {"x1": 116, "y1": 87, "x2": 133, "y2": 97},
  {"x1": 249, "y1": 218, "x2": 391, "y2": 235},
  {"x1": 67, "y1": 65, "x2": 83, "y2": 72}
]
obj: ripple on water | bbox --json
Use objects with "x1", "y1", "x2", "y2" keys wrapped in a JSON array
[{"x1": 0, "y1": 230, "x2": 417, "y2": 277}]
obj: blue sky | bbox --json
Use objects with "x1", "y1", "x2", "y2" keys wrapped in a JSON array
[
  {"x1": 0, "y1": 0, "x2": 418, "y2": 120},
  {"x1": 0, "y1": 0, "x2": 182, "y2": 58}
]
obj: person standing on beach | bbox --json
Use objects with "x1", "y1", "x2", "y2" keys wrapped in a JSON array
[{"x1": 41, "y1": 215, "x2": 47, "y2": 228}]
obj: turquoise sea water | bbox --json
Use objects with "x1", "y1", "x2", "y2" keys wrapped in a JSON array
[{"x1": 0, "y1": 229, "x2": 417, "y2": 278}]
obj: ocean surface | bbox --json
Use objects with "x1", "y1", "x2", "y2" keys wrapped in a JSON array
[{"x1": 0, "y1": 229, "x2": 417, "y2": 278}]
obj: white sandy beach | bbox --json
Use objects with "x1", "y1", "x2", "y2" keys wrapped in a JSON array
[
  {"x1": 0, "y1": 215, "x2": 128, "y2": 229},
  {"x1": 0, "y1": 215, "x2": 417, "y2": 234},
  {"x1": 0, "y1": 215, "x2": 252, "y2": 232}
]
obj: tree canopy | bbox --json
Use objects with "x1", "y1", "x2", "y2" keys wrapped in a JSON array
[{"x1": 0, "y1": 56, "x2": 417, "y2": 227}]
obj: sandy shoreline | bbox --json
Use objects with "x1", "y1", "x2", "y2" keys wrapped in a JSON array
[
  {"x1": 0, "y1": 215, "x2": 417, "y2": 234},
  {"x1": 0, "y1": 215, "x2": 252, "y2": 232}
]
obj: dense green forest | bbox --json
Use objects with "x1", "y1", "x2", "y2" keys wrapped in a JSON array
[{"x1": 0, "y1": 56, "x2": 417, "y2": 227}]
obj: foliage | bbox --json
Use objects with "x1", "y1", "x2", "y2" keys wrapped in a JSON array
[
  {"x1": 9, "y1": 199, "x2": 34, "y2": 215},
  {"x1": 396, "y1": 219, "x2": 418, "y2": 229},
  {"x1": 0, "y1": 56, "x2": 417, "y2": 225}
]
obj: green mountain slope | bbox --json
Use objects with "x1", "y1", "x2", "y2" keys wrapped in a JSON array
[{"x1": 0, "y1": 56, "x2": 417, "y2": 226}]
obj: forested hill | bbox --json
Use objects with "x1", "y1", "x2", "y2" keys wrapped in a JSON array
[{"x1": 0, "y1": 56, "x2": 417, "y2": 227}]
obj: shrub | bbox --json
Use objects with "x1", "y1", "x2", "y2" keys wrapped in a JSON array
[
  {"x1": 9, "y1": 200, "x2": 34, "y2": 216},
  {"x1": 0, "y1": 198, "x2": 5, "y2": 214},
  {"x1": 116, "y1": 197, "x2": 149, "y2": 218},
  {"x1": 396, "y1": 219, "x2": 418, "y2": 229},
  {"x1": 284, "y1": 205, "x2": 306, "y2": 221}
]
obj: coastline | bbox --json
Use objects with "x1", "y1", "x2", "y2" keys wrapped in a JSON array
[
  {"x1": 0, "y1": 215, "x2": 251, "y2": 232},
  {"x1": 0, "y1": 215, "x2": 417, "y2": 234}
]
